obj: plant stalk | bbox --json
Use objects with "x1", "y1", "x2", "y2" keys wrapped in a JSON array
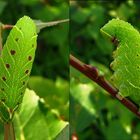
[{"x1": 4, "y1": 122, "x2": 15, "y2": 140}]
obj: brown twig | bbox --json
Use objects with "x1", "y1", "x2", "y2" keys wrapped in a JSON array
[
  {"x1": 2, "y1": 25, "x2": 13, "y2": 30},
  {"x1": 70, "y1": 54, "x2": 140, "y2": 118},
  {"x1": 4, "y1": 123, "x2": 10, "y2": 140},
  {"x1": 4, "y1": 122, "x2": 15, "y2": 140}
]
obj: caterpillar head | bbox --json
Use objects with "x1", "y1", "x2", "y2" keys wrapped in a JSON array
[
  {"x1": 100, "y1": 18, "x2": 137, "y2": 43},
  {"x1": 100, "y1": 19, "x2": 120, "y2": 37}
]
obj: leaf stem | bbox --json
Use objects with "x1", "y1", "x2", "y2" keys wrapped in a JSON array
[
  {"x1": 70, "y1": 54, "x2": 140, "y2": 118},
  {"x1": 4, "y1": 122, "x2": 15, "y2": 140},
  {"x1": 2, "y1": 25, "x2": 13, "y2": 30},
  {"x1": 2, "y1": 19, "x2": 69, "y2": 30},
  {"x1": 4, "y1": 123, "x2": 10, "y2": 140}
]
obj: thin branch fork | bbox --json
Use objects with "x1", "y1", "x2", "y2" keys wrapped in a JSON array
[{"x1": 70, "y1": 54, "x2": 140, "y2": 118}]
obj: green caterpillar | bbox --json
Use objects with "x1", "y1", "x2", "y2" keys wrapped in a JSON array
[
  {"x1": 100, "y1": 19, "x2": 140, "y2": 105},
  {"x1": 0, "y1": 16, "x2": 37, "y2": 122}
]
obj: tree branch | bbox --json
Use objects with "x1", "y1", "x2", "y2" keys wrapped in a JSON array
[{"x1": 70, "y1": 54, "x2": 140, "y2": 118}]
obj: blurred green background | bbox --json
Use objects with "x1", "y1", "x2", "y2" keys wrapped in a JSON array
[
  {"x1": 0, "y1": 0, "x2": 69, "y2": 139},
  {"x1": 70, "y1": 0, "x2": 140, "y2": 140}
]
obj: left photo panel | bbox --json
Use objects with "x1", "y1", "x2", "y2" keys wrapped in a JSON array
[{"x1": 0, "y1": 0, "x2": 69, "y2": 139}]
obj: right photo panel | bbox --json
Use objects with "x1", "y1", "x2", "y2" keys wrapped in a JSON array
[{"x1": 70, "y1": 1, "x2": 140, "y2": 140}]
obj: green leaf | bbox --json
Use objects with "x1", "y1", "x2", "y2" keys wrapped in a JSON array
[
  {"x1": 14, "y1": 88, "x2": 68, "y2": 140},
  {"x1": 28, "y1": 76, "x2": 69, "y2": 120},
  {"x1": 104, "y1": 120, "x2": 131, "y2": 140},
  {"x1": 0, "y1": 16, "x2": 37, "y2": 122},
  {"x1": 70, "y1": 81, "x2": 96, "y2": 116},
  {"x1": 56, "y1": 124, "x2": 69, "y2": 140}
]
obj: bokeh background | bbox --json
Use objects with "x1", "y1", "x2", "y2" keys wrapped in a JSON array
[
  {"x1": 0, "y1": 0, "x2": 69, "y2": 139},
  {"x1": 70, "y1": 0, "x2": 140, "y2": 140}
]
